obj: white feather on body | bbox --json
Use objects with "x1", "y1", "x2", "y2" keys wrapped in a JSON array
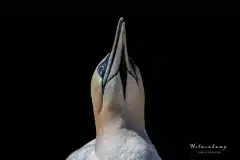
[{"x1": 66, "y1": 129, "x2": 162, "y2": 160}]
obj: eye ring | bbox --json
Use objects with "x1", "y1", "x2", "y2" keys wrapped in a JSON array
[
  {"x1": 97, "y1": 53, "x2": 110, "y2": 78},
  {"x1": 98, "y1": 65, "x2": 105, "y2": 78}
]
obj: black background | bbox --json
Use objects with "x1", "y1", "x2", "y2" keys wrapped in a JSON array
[{"x1": 2, "y1": 16, "x2": 239, "y2": 160}]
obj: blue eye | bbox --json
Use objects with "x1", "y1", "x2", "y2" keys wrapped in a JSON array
[
  {"x1": 97, "y1": 54, "x2": 110, "y2": 78},
  {"x1": 98, "y1": 65, "x2": 106, "y2": 78}
]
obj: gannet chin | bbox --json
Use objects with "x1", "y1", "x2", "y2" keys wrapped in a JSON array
[{"x1": 66, "y1": 17, "x2": 162, "y2": 160}]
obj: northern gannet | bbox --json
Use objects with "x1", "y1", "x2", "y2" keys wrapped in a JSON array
[{"x1": 66, "y1": 17, "x2": 162, "y2": 160}]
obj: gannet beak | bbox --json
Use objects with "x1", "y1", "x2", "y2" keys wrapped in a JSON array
[{"x1": 102, "y1": 17, "x2": 133, "y2": 93}]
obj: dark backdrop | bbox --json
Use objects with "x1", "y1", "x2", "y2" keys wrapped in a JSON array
[{"x1": 2, "y1": 16, "x2": 239, "y2": 160}]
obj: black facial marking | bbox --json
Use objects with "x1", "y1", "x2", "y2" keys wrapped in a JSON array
[
  {"x1": 119, "y1": 50, "x2": 127, "y2": 98},
  {"x1": 129, "y1": 57, "x2": 138, "y2": 84},
  {"x1": 129, "y1": 57, "x2": 136, "y2": 74},
  {"x1": 101, "y1": 57, "x2": 139, "y2": 94}
]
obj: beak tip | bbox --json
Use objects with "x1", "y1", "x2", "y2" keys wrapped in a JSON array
[{"x1": 119, "y1": 17, "x2": 125, "y2": 23}]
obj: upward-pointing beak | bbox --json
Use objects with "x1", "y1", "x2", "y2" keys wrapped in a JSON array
[{"x1": 102, "y1": 17, "x2": 133, "y2": 92}]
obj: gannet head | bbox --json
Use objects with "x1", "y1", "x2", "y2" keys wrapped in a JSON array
[{"x1": 91, "y1": 17, "x2": 145, "y2": 135}]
